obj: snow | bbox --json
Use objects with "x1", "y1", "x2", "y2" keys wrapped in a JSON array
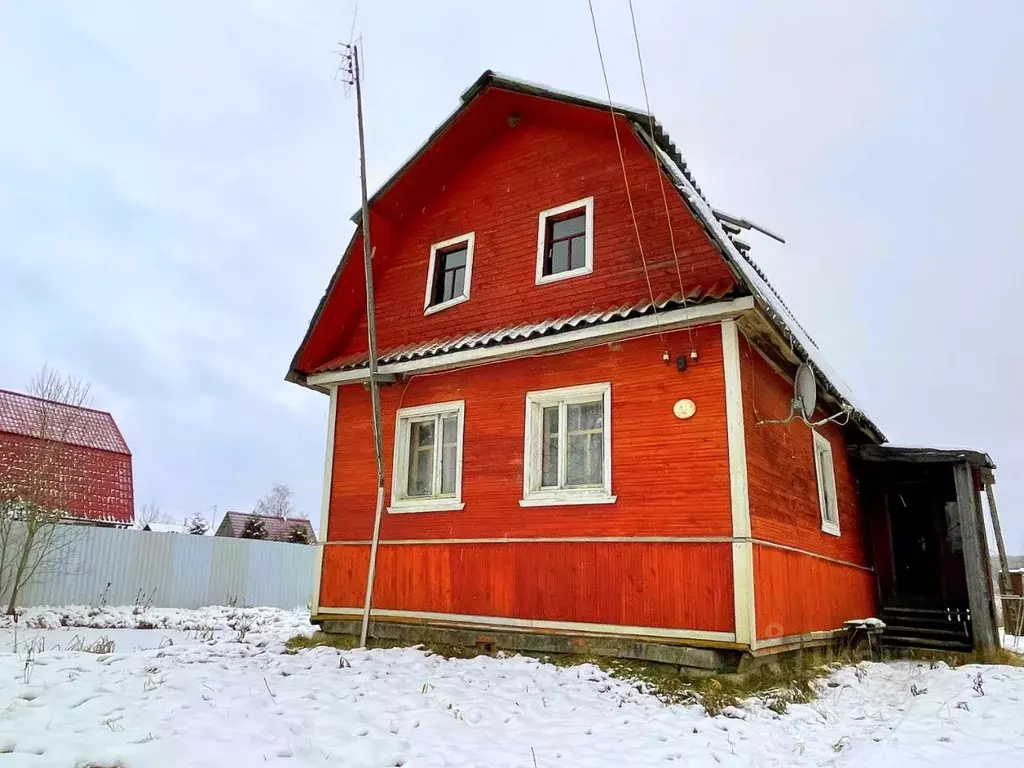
[
  {"x1": 0, "y1": 603, "x2": 312, "y2": 633},
  {"x1": 845, "y1": 617, "x2": 887, "y2": 629},
  {"x1": 133, "y1": 522, "x2": 186, "y2": 533},
  {"x1": 1, "y1": 608, "x2": 1023, "y2": 766}
]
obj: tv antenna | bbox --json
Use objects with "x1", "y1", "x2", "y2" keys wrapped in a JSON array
[{"x1": 339, "y1": 42, "x2": 387, "y2": 648}]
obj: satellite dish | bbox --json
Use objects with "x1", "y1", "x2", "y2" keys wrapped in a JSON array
[{"x1": 794, "y1": 364, "x2": 817, "y2": 420}]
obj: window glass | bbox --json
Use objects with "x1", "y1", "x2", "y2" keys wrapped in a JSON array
[
  {"x1": 432, "y1": 245, "x2": 469, "y2": 306},
  {"x1": 541, "y1": 406, "x2": 560, "y2": 487},
  {"x1": 544, "y1": 211, "x2": 587, "y2": 277},
  {"x1": 818, "y1": 446, "x2": 837, "y2": 523},
  {"x1": 552, "y1": 215, "x2": 585, "y2": 239},
  {"x1": 440, "y1": 414, "x2": 459, "y2": 495},
  {"x1": 407, "y1": 419, "x2": 435, "y2": 497},
  {"x1": 565, "y1": 401, "x2": 603, "y2": 486},
  {"x1": 569, "y1": 237, "x2": 587, "y2": 271}
]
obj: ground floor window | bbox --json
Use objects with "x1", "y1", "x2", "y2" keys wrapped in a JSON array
[
  {"x1": 813, "y1": 430, "x2": 840, "y2": 535},
  {"x1": 520, "y1": 382, "x2": 615, "y2": 507},
  {"x1": 389, "y1": 400, "x2": 465, "y2": 513}
]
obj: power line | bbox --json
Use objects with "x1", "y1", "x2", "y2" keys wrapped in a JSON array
[
  {"x1": 586, "y1": 0, "x2": 663, "y2": 343},
  {"x1": 627, "y1": 0, "x2": 696, "y2": 356}
]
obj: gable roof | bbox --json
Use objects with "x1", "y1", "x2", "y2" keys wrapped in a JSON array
[
  {"x1": 287, "y1": 71, "x2": 884, "y2": 443},
  {"x1": 0, "y1": 389, "x2": 131, "y2": 455},
  {"x1": 215, "y1": 510, "x2": 316, "y2": 543}
]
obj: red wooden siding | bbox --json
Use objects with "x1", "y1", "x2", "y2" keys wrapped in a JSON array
[
  {"x1": 296, "y1": 88, "x2": 737, "y2": 374},
  {"x1": 739, "y1": 336, "x2": 877, "y2": 637},
  {"x1": 320, "y1": 325, "x2": 735, "y2": 632},
  {"x1": 322, "y1": 541, "x2": 734, "y2": 633},
  {"x1": 327, "y1": 325, "x2": 730, "y2": 543},
  {"x1": 0, "y1": 431, "x2": 134, "y2": 524},
  {"x1": 754, "y1": 545, "x2": 876, "y2": 639}
]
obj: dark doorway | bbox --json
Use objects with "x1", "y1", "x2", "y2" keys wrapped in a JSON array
[
  {"x1": 853, "y1": 446, "x2": 997, "y2": 652},
  {"x1": 887, "y1": 481, "x2": 944, "y2": 603}
]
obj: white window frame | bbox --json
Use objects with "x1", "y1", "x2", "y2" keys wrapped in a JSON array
[
  {"x1": 424, "y1": 232, "x2": 475, "y2": 315},
  {"x1": 535, "y1": 196, "x2": 594, "y2": 286},
  {"x1": 520, "y1": 382, "x2": 615, "y2": 507},
  {"x1": 812, "y1": 430, "x2": 841, "y2": 536},
  {"x1": 388, "y1": 400, "x2": 466, "y2": 514}
]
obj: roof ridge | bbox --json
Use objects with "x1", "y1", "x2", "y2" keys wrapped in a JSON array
[
  {"x1": 0, "y1": 388, "x2": 117, "y2": 419},
  {"x1": 226, "y1": 510, "x2": 311, "y2": 522}
]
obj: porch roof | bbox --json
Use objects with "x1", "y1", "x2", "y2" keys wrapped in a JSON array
[{"x1": 852, "y1": 444, "x2": 995, "y2": 469}]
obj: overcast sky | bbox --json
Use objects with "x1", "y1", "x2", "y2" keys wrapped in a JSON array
[{"x1": 1, "y1": 1, "x2": 1021, "y2": 545}]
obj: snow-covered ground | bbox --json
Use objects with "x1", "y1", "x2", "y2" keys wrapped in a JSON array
[{"x1": 1, "y1": 607, "x2": 1023, "y2": 767}]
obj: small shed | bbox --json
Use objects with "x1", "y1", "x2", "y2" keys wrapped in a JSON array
[{"x1": 0, "y1": 389, "x2": 134, "y2": 526}]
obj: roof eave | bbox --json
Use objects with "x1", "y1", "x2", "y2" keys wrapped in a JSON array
[
  {"x1": 631, "y1": 122, "x2": 886, "y2": 445},
  {"x1": 285, "y1": 229, "x2": 359, "y2": 391}
]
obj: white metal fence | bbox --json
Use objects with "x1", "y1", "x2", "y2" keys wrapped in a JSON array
[{"x1": 2, "y1": 524, "x2": 316, "y2": 610}]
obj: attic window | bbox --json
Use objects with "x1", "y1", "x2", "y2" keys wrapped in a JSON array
[
  {"x1": 536, "y1": 197, "x2": 594, "y2": 285},
  {"x1": 424, "y1": 233, "x2": 474, "y2": 315}
]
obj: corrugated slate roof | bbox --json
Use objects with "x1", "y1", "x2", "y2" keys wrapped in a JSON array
[
  {"x1": 313, "y1": 285, "x2": 734, "y2": 374},
  {"x1": 0, "y1": 389, "x2": 130, "y2": 455},
  {"x1": 216, "y1": 511, "x2": 317, "y2": 544}
]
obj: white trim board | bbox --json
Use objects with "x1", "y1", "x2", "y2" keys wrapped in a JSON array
[
  {"x1": 326, "y1": 535, "x2": 738, "y2": 546},
  {"x1": 311, "y1": 385, "x2": 339, "y2": 615},
  {"x1": 307, "y1": 297, "x2": 755, "y2": 387},
  {"x1": 317, "y1": 607, "x2": 736, "y2": 644},
  {"x1": 722, "y1": 318, "x2": 756, "y2": 649}
]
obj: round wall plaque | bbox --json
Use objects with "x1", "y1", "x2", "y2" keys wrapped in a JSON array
[{"x1": 673, "y1": 398, "x2": 696, "y2": 420}]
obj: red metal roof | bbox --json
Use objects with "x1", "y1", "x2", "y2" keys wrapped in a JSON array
[{"x1": 0, "y1": 389, "x2": 130, "y2": 455}]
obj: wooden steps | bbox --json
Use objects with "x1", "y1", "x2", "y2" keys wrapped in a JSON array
[{"x1": 880, "y1": 606, "x2": 973, "y2": 653}]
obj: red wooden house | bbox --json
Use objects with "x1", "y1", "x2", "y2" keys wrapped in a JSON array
[
  {"x1": 0, "y1": 389, "x2": 134, "y2": 526},
  {"x1": 287, "y1": 73, "x2": 1000, "y2": 666}
]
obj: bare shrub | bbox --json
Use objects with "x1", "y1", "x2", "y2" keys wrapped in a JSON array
[{"x1": 0, "y1": 367, "x2": 92, "y2": 613}]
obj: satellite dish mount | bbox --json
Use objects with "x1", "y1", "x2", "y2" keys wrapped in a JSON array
[{"x1": 757, "y1": 363, "x2": 852, "y2": 429}]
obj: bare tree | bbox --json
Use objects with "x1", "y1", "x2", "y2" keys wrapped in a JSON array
[
  {"x1": 136, "y1": 502, "x2": 171, "y2": 528},
  {"x1": 0, "y1": 367, "x2": 91, "y2": 614},
  {"x1": 253, "y1": 483, "x2": 296, "y2": 519}
]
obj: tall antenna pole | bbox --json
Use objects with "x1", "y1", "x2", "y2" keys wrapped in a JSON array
[{"x1": 341, "y1": 43, "x2": 386, "y2": 648}]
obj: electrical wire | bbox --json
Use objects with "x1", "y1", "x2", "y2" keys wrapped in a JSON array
[
  {"x1": 586, "y1": 0, "x2": 663, "y2": 343},
  {"x1": 626, "y1": 0, "x2": 696, "y2": 355}
]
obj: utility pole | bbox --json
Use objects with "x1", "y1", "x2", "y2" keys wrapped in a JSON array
[{"x1": 340, "y1": 43, "x2": 386, "y2": 648}]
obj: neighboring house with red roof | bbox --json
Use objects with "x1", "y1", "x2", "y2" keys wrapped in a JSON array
[
  {"x1": 0, "y1": 389, "x2": 134, "y2": 526},
  {"x1": 214, "y1": 510, "x2": 316, "y2": 544}
]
